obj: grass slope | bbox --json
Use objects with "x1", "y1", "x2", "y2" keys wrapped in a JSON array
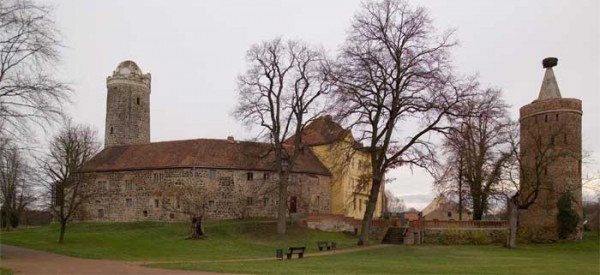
[
  {"x1": 0, "y1": 220, "x2": 357, "y2": 261},
  {"x1": 150, "y1": 233, "x2": 600, "y2": 274}
]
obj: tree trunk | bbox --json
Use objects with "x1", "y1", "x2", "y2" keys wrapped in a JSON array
[
  {"x1": 506, "y1": 197, "x2": 519, "y2": 248},
  {"x1": 472, "y1": 190, "x2": 484, "y2": 220},
  {"x1": 277, "y1": 174, "x2": 288, "y2": 235},
  {"x1": 190, "y1": 216, "x2": 205, "y2": 239},
  {"x1": 58, "y1": 220, "x2": 66, "y2": 244},
  {"x1": 358, "y1": 177, "x2": 382, "y2": 246}
]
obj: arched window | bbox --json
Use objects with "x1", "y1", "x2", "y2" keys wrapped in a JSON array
[{"x1": 110, "y1": 127, "x2": 113, "y2": 134}]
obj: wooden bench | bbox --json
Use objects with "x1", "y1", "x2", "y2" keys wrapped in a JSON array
[
  {"x1": 286, "y1": 246, "x2": 306, "y2": 259},
  {"x1": 316, "y1": 241, "x2": 331, "y2": 251}
]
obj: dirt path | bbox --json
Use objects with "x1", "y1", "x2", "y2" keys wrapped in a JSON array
[
  {"x1": 0, "y1": 245, "x2": 216, "y2": 275},
  {"x1": 0, "y1": 244, "x2": 389, "y2": 274},
  {"x1": 144, "y1": 244, "x2": 389, "y2": 264}
]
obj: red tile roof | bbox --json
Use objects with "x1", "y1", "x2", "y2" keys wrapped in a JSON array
[
  {"x1": 82, "y1": 138, "x2": 331, "y2": 176},
  {"x1": 287, "y1": 116, "x2": 351, "y2": 146}
]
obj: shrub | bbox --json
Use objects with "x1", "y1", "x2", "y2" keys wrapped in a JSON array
[{"x1": 557, "y1": 189, "x2": 579, "y2": 239}]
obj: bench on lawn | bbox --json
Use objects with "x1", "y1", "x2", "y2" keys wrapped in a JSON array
[
  {"x1": 316, "y1": 241, "x2": 331, "y2": 251},
  {"x1": 286, "y1": 246, "x2": 306, "y2": 259}
]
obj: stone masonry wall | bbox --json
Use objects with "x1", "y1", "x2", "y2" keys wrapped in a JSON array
[
  {"x1": 105, "y1": 78, "x2": 151, "y2": 147},
  {"x1": 79, "y1": 168, "x2": 330, "y2": 222}
]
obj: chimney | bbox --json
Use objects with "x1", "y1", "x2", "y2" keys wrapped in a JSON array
[{"x1": 227, "y1": 136, "x2": 235, "y2": 143}]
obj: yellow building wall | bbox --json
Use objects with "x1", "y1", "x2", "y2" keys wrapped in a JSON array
[{"x1": 311, "y1": 136, "x2": 385, "y2": 220}]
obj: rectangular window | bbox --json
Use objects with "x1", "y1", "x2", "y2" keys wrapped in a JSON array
[
  {"x1": 209, "y1": 200, "x2": 215, "y2": 207},
  {"x1": 169, "y1": 213, "x2": 175, "y2": 219},
  {"x1": 316, "y1": 195, "x2": 320, "y2": 207},
  {"x1": 247, "y1": 197, "x2": 253, "y2": 205},
  {"x1": 447, "y1": 211, "x2": 452, "y2": 217},
  {"x1": 359, "y1": 199, "x2": 362, "y2": 211},
  {"x1": 154, "y1": 199, "x2": 159, "y2": 208},
  {"x1": 98, "y1": 209, "x2": 104, "y2": 218},
  {"x1": 209, "y1": 169, "x2": 216, "y2": 179},
  {"x1": 288, "y1": 174, "x2": 297, "y2": 184},
  {"x1": 125, "y1": 180, "x2": 133, "y2": 191},
  {"x1": 143, "y1": 210, "x2": 148, "y2": 217},
  {"x1": 247, "y1": 172, "x2": 254, "y2": 181},
  {"x1": 153, "y1": 173, "x2": 164, "y2": 183},
  {"x1": 263, "y1": 197, "x2": 269, "y2": 206},
  {"x1": 264, "y1": 173, "x2": 270, "y2": 180},
  {"x1": 353, "y1": 197, "x2": 356, "y2": 210},
  {"x1": 290, "y1": 196, "x2": 297, "y2": 213},
  {"x1": 126, "y1": 198, "x2": 133, "y2": 208},
  {"x1": 97, "y1": 181, "x2": 108, "y2": 191}
]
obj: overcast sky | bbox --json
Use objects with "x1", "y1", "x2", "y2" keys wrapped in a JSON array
[{"x1": 49, "y1": 0, "x2": 599, "y2": 210}]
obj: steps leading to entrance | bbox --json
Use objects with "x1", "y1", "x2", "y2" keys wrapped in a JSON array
[{"x1": 382, "y1": 226, "x2": 405, "y2": 244}]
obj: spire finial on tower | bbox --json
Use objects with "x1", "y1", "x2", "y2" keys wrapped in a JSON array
[{"x1": 537, "y1": 57, "x2": 561, "y2": 100}]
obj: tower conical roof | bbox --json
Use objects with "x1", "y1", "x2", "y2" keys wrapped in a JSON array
[{"x1": 537, "y1": 57, "x2": 561, "y2": 100}]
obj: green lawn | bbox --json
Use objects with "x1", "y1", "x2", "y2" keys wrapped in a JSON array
[
  {"x1": 1, "y1": 221, "x2": 598, "y2": 274},
  {"x1": 0, "y1": 219, "x2": 357, "y2": 261},
  {"x1": 149, "y1": 233, "x2": 600, "y2": 274}
]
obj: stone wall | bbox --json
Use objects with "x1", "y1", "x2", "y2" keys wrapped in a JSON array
[
  {"x1": 105, "y1": 63, "x2": 151, "y2": 147},
  {"x1": 79, "y1": 168, "x2": 330, "y2": 222}
]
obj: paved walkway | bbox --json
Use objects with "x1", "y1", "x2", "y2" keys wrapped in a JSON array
[
  {"x1": 0, "y1": 245, "x2": 214, "y2": 274},
  {"x1": 0, "y1": 244, "x2": 388, "y2": 274}
]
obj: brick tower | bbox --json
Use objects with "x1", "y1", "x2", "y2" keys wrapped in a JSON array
[
  {"x1": 519, "y1": 57, "x2": 583, "y2": 240},
  {"x1": 105, "y1": 60, "x2": 151, "y2": 147}
]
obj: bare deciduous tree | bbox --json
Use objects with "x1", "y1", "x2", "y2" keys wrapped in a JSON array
[
  {"x1": 0, "y1": 138, "x2": 35, "y2": 229},
  {"x1": 327, "y1": 0, "x2": 475, "y2": 245},
  {"x1": 39, "y1": 121, "x2": 99, "y2": 243},
  {"x1": 434, "y1": 89, "x2": 512, "y2": 220},
  {"x1": 233, "y1": 38, "x2": 329, "y2": 235},
  {"x1": 0, "y1": 0, "x2": 70, "y2": 140},
  {"x1": 159, "y1": 184, "x2": 210, "y2": 239},
  {"x1": 384, "y1": 190, "x2": 406, "y2": 213}
]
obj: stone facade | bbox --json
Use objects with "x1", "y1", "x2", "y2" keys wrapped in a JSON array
[
  {"x1": 105, "y1": 61, "x2": 151, "y2": 147},
  {"x1": 81, "y1": 60, "x2": 333, "y2": 222},
  {"x1": 80, "y1": 168, "x2": 330, "y2": 222},
  {"x1": 518, "y1": 58, "x2": 583, "y2": 240}
]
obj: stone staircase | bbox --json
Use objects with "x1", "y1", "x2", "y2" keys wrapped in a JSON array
[{"x1": 381, "y1": 226, "x2": 406, "y2": 244}]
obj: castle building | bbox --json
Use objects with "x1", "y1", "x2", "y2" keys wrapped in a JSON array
[
  {"x1": 288, "y1": 116, "x2": 385, "y2": 219},
  {"x1": 518, "y1": 57, "x2": 583, "y2": 240},
  {"x1": 80, "y1": 61, "x2": 383, "y2": 223}
]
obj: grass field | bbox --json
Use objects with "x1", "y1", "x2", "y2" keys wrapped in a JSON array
[
  {"x1": 0, "y1": 219, "x2": 357, "y2": 261},
  {"x1": 149, "y1": 233, "x2": 600, "y2": 274},
  {"x1": 1, "y1": 220, "x2": 598, "y2": 274}
]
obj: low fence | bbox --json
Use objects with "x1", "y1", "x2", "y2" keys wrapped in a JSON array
[
  {"x1": 411, "y1": 220, "x2": 508, "y2": 230},
  {"x1": 305, "y1": 214, "x2": 399, "y2": 233},
  {"x1": 407, "y1": 220, "x2": 509, "y2": 245}
]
